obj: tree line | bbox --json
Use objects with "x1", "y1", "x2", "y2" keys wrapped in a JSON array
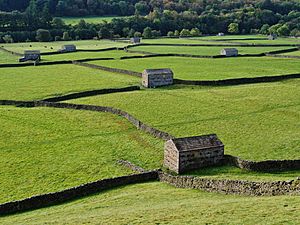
[{"x1": 0, "y1": 0, "x2": 300, "y2": 43}]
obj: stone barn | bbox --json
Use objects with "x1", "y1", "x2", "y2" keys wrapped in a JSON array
[
  {"x1": 19, "y1": 50, "x2": 41, "y2": 62},
  {"x1": 142, "y1": 69, "x2": 174, "y2": 88},
  {"x1": 60, "y1": 44, "x2": 76, "y2": 52},
  {"x1": 217, "y1": 32, "x2": 225, "y2": 36},
  {"x1": 268, "y1": 34, "x2": 277, "y2": 40},
  {"x1": 130, "y1": 37, "x2": 141, "y2": 44},
  {"x1": 220, "y1": 48, "x2": 238, "y2": 57},
  {"x1": 164, "y1": 134, "x2": 224, "y2": 174}
]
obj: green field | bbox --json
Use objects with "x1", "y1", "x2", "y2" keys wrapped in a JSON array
[
  {"x1": 131, "y1": 45, "x2": 291, "y2": 55},
  {"x1": 0, "y1": 106, "x2": 163, "y2": 203},
  {"x1": 42, "y1": 50, "x2": 141, "y2": 61},
  {"x1": 283, "y1": 50, "x2": 300, "y2": 56},
  {"x1": 1, "y1": 36, "x2": 299, "y2": 222},
  {"x1": 58, "y1": 16, "x2": 129, "y2": 25},
  {"x1": 0, "y1": 64, "x2": 139, "y2": 100},
  {"x1": 69, "y1": 80, "x2": 300, "y2": 161},
  {"x1": 89, "y1": 56, "x2": 300, "y2": 80},
  {"x1": 2, "y1": 182, "x2": 300, "y2": 225},
  {"x1": 1, "y1": 40, "x2": 128, "y2": 54},
  {"x1": 0, "y1": 51, "x2": 19, "y2": 63}
]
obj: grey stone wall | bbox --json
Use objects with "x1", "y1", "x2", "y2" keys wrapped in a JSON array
[
  {"x1": 178, "y1": 146, "x2": 224, "y2": 173},
  {"x1": 0, "y1": 171, "x2": 158, "y2": 216},
  {"x1": 159, "y1": 172, "x2": 300, "y2": 196}
]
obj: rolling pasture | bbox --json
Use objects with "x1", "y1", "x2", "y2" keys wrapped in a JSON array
[
  {"x1": 1, "y1": 39, "x2": 128, "y2": 54},
  {"x1": 2, "y1": 182, "x2": 300, "y2": 225},
  {"x1": 89, "y1": 56, "x2": 300, "y2": 80},
  {"x1": 0, "y1": 65, "x2": 139, "y2": 100},
  {"x1": 0, "y1": 106, "x2": 163, "y2": 203},
  {"x1": 130, "y1": 45, "x2": 292, "y2": 55},
  {"x1": 58, "y1": 16, "x2": 129, "y2": 25},
  {"x1": 69, "y1": 80, "x2": 300, "y2": 161},
  {"x1": 0, "y1": 36, "x2": 299, "y2": 222}
]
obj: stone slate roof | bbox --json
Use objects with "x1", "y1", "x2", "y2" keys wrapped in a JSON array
[
  {"x1": 143, "y1": 68, "x2": 173, "y2": 75},
  {"x1": 222, "y1": 48, "x2": 238, "y2": 52},
  {"x1": 171, "y1": 134, "x2": 223, "y2": 152}
]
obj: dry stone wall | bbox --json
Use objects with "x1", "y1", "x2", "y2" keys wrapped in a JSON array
[
  {"x1": 0, "y1": 171, "x2": 158, "y2": 216},
  {"x1": 159, "y1": 172, "x2": 300, "y2": 196}
]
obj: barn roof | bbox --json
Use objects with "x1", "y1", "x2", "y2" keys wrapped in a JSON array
[
  {"x1": 222, "y1": 48, "x2": 238, "y2": 51},
  {"x1": 143, "y1": 68, "x2": 173, "y2": 75},
  {"x1": 171, "y1": 134, "x2": 223, "y2": 152}
]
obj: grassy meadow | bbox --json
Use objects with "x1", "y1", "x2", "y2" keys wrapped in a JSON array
[
  {"x1": 283, "y1": 50, "x2": 300, "y2": 56},
  {"x1": 0, "y1": 64, "x2": 139, "y2": 100},
  {"x1": 0, "y1": 106, "x2": 163, "y2": 203},
  {"x1": 69, "y1": 79, "x2": 300, "y2": 161},
  {"x1": 2, "y1": 182, "x2": 300, "y2": 225},
  {"x1": 131, "y1": 45, "x2": 291, "y2": 55},
  {"x1": 42, "y1": 50, "x2": 142, "y2": 61},
  {"x1": 0, "y1": 51, "x2": 19, "y2": 64},
  {"x1": 1, "y1": 39, "x2": 128, "y2": 54},
  {"x1": 58, "y1": 16, "x2": 129, "y2": 25},
  {"x1": 89, "y1": 56, "x2": 300, "y2": 80}
]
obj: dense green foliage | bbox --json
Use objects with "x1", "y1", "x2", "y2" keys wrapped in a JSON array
[
  {"x1": 69, "y1": 80, "x2": 300, "y2": 161},
  {"x1": 2, "y1": 182, "x2": 300, "y2": 224},
  {"x1": 1, "y1": 0, "x2": 300, "y2": 42}
]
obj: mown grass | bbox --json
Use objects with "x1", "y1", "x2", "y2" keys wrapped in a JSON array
[
  {"x1": 131, "y1": 45, "x2": 291, "y2": 55},
  {"x1": 0, "y1": 106, "x2": 163, "y2": 203},
  {"x1": 2, "y1": 182, "x2": 300, "y2": 224},
  {"x1": 142, "y1": 38, "x2": 220, "y2": 45},
  {"x1": 90, "y1": 56, "x2": 300, "y2": 80},
  {"x1": 186, "y1": 166, "x2": 300, "y2": 181},
  {"x1": 0, "y1": 64, "x2": 139, "y2": 100},
  {"x1": 58, "y1": 16, "x2": 129, "y2": 25},
  {"x1": 0, "y1": 51, "x2": 19, "y2": 64},
  {"x1": 1, "y1": 40, "x2": 128, "y2": 54},
  {"x1": 69, "y1": 79, "x2": 300, "y2": 161},
  {"x1": 42, "y1": 50, "x2": 142, "y2": 61},
  {"x1": 224, "y1": 38, "x2": 300, "y2": 45},
  {"x1": 283, "y1": 50, "x2": 300, "y2": 56}
]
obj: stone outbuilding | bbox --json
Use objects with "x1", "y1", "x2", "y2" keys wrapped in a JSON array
[
  {"x1": 268, "y1": 34, "x2": 277, "y2": 40},
  {"x1": 220, "y1": 48, "x2": 238, "y2": 57},
  {"x1": 142, "y1": 68, "x2": 174, "y2": 88},
  {"x1": 217, "y1": 32, "x2": 225, "y2": 36},
  {"x1": 130, "y1": 37, "x2": 141, "y2": 44},
  {"x1": 60, "y1": 44, "x2": 77, "y2": 52},
  {"x1": 164, "y1": 134, "x2": 224, "y2": 174},
  {"x1": 19, "y1": 50, "x2": 41, "y2": 62}
]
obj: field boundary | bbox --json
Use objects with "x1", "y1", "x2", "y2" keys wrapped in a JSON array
[
  {"x1": 128, "y1": 43, "x2": 300, "y2": 47},
  {"x1": 1, "y1": 100, "x2": 299, "y2": 172},
  {"x1": 41, "y1": 86, "x2": 140, "y2": 102},
  {"x1": 159, "y1": 172, "x2": 300, "y2": 196},
  {"x1": 72, "y1": 61, "x2": 300, "y2": 85},
  {"x1": 0, "y1": 171, "x2": 159, "y2": 216}
]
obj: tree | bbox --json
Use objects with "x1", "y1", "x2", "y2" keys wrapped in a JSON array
[
  {"x1": 52, "y1": 18, "x2": 65, "y2": 28},
  {"x1": 142, "y1": 27, "x2": 152, "y2": 38},
  {"x1": 98, "y1": 27, "x2": 112, "y2": 39},
  {"x1": 167, "y1": 31, "x2": 174, "y2": 37},
  {"x1": 277, "y1": 24, "x2": 290, "y2": 36},
  {"x1": 36, "y1": 29, "x2": 51, "y2": 42},
  {"x1": 259, "y1": 24, "x2": 270, "y2": 35},
  {"x1": 2, "y1": 34, "x2": 13, "y2": 43},
  {"x1": 134, "y1": 31, "x2": 141, "y2": 37},
  {"x1": 180, "y1": 29, "x2": 190, "y2": 37},
  {"x1": 174, "y1": 30, "x2": 180, "y2": 36},
  {"x1": 62, "y1": 31, "x2": 71, "y2": 41},
  {"x1": 190, "y1": 28, "x2": 201, "y2": 36},
  {"x1": 290, "y1": 28, "x2": 300, "y2": 37},
  {"x1": 228, "y1": 23, "x2": 239, "y2": 34}
]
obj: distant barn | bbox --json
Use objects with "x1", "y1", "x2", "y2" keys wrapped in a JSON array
[
  {"x1": 164, "y1": 134, "x2": 224, "y2": 174},
  {"x1": 130, "y1": 37, "x2": 141, "y2": 44},
  {"x1": 142, "y1": 69, "x2": 173, "y2": 88},
  {"x1": 217, "y1": 33, "x2": 225, "y2": 36},
  {"x1": 60, "y1": 44, "x2": 76, "y2": 52},
  {"x1": 220, "y1": 48, "x2": 238, "y2": 57},
  {"x1": 268, "y1": 34, "x2": 277, "y2": 40},
  {"x1": 19, "y1": 50, "x2": 41, "y2": 63}
]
